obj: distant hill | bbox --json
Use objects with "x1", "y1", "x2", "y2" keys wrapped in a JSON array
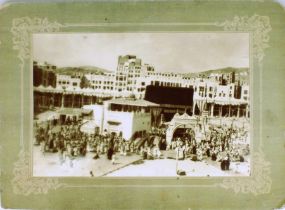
[
  {"x1": 54, "y1": 66, "x2": 112, "y2": 75},
  {"x1": 53, "y1": 65, "x2": 248, "y2": 80},
  {"x1": 183, "y1": 67, "x2": 249, "y2": 78},
  {"x1": 201, "y1": 67, "x2": 249, "y2": 75}
]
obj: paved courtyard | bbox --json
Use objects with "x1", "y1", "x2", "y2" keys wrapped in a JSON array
[
  {"x1": 33, "y1": 146, "x2": 142, "y2": 177},
  {"x1": 33, "y1": 146, "x2": 250, "y2": 177},
  {"x1": 106, "y1": 157, "x2": 250, "y2": 177}
]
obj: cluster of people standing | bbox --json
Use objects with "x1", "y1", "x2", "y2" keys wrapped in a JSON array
[
  {"x1": 34, "y1": 117, "x2": 249, "y2": 171},
  {"x1": 165, "y1": 125, "x2": 249, "y2": 170},
  {"x1": 87, "y1": 130, "x2": 138, "y2": 161},
  {"x1": 34, "y1": 120, "x2": 88, "y2": 159},
  {"x1": 34, "y1": 120, "x2": 147, "y2": 164}
]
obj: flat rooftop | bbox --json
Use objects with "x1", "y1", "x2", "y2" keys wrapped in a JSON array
[{"x1": 106, "y1": 98, "x2": 159, "y2": 107}]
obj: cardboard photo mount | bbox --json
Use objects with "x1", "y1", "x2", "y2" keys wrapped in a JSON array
[{"x1": 0, "y1": 1, "x2": 284, "y2": 209}]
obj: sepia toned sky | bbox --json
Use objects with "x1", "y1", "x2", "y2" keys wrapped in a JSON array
[{"x1": 33, "y1": 33, "x2": 249, "y2": 73}]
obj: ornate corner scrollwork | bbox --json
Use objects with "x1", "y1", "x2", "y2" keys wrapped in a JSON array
[
  {"x1": 12, "y1": 150, "x2": 65, "y2": 196},
  {"x1": 216, "y1": 15, "x2": 272, "y2": 195},
  {"x1": 215, "y1": 14, "x2": 272, "y2": 62},
  {"x1": 11, "y1": 17, "x2": 63, "y2": 195},
  {"x1": 220, "y1": 148, "x2": 271, "y2": 195},
  {"x1": 11, "y1": 17, "x2": 62, "y2": 62}
]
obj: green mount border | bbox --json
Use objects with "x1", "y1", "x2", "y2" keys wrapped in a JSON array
[{"x1": 9, "y1": 14, "x2": 271, "y2": 196}]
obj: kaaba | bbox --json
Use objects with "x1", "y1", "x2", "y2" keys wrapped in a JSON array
[{"x1": 144, "y1": 85, "x2": 194, "y2": 106}]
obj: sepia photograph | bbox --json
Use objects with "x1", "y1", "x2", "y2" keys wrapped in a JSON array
[
  {"x1": 32, "y1": 33, "x2": 250, "y2": 177},
  {"x1": 3, "y1": 1, "x2": 285, "y2": 209}
]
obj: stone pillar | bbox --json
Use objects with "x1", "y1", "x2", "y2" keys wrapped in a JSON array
[
  {"x1": 237, "y1": 105, "x2": 240, "y2": 118},
  {"x1": 211, "y1": 103, "x2": 214, "y2": 117},
  {"x1": 39, "y1": 94, "x2": 42, "y2": 107},
  {"x1": 52, "y1": 94, "x2": 55, "y2": 107},
  {"x1": 43, "y1": 94, "x2": 46, "y2": 107},
  {"x1": 228, "y1": 105, "x2": 231, "y2": 117},
  {"x1": 87, "y1": 96, "x2": 90, "y2": 105},
  {"x1": 71, "y1": 94, "x2": 74, "y2": 108},
  {"x1": 61, "y1": 94, "x2": 64, "y2": 108},
  {"x1": 192, "y1": 101, "x2": 196, "y2": 116},
  {"x1": 81, "y1": 95, "x2": 84, "y2": 107},
  {"x1": 41, "y1": 94, "x2": 44, "y2": 107},
  {"x1": 219, "y1": 105, "x2": 222, "y2": 117},
  {"x1": 246, "y1": 105, "x2": 249, "y2": 118}
]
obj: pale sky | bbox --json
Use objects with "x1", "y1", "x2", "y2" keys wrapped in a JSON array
[{"x1": 33, "y1": 33, "x2": 249, "y2": 73}]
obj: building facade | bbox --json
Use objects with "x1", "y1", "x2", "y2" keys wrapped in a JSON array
[
  {"x1": 56, "y1": 74, "x2": 81, "y2": 89},
  {"x1": 33, "y1": 61, "x2": 57, "y2": 87},
  {"x1": 33, "y1": 55, "x2": 250, "y2": 119},
  {"x1": 82, "y1": 98, "x2": 156, "y2": 140}
]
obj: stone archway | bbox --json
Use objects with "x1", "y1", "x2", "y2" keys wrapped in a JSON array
[
  {"x1": 165, "y1": 112, "x2": 198, "y2": 144},
  {"x1": 173, "y1": 123, "x2": 195, "y2": 139},
  {"x1": 166, "y1": 122, "x2": 196, "y2": 145}
]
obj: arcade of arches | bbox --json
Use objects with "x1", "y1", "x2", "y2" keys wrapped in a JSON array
[
  {"x1": 192, "y1": 101, "x2": 249, "y2": 118},
  {"x1": 34, "y1": 91, "x2": 110, "y2": 114}
]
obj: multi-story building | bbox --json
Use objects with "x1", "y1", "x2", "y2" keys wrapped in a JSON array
[
  {"x1": 34, "y1": 55, "x2": 250, "y2": 119},
  {"x1": 78, "y1": 55, "x2": 250, "y2": 118},
  {"x1": 85, "y1": 73, "x2": 115, "y2": 96},
  {"x1": 191, "y1": 78, "x2": 249, "y2": 118},
  {"x1": 82, "y1": 98, "x2": 157, "y2": 140},
  {"x1": 114, "y1": 55, "x2": 155, "y2": 97},
  {"x1": 240, "y1": 85, "x2": 250, "y2": 102},
  {"x1": 82, "y1": 55, "x2": 217, "y2": 99},
  {"x1": 33, "y1": 61, "x2": 57, "y2": 87},
  {"x1": 235, "y1": 71, "x2": 249, "y2": 85},
  {"x1": 56, "y1": 74, "x2": 81, "y2": 89}
]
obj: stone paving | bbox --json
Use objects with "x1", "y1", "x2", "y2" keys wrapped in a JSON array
[
  {"x1": 106, "y1": 156, "x2": 250, "y2": 177},
  {"x1": 33, "y1": 145, "x2": 250, "y2": 177},
  {"x1": 33, "y1": 146, "x2": 142, "y2": 177}
]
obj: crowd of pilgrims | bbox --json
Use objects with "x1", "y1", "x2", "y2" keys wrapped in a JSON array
[
  {"x1": 166, "y1": 125, "x2": 249, "y2": 170},
  {"x1": 34, "y1": 118, "x2": 250, "y2": 170}
]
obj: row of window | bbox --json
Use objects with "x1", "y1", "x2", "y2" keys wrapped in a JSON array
[
  {"x1": 137, "y1": 88, "x2": 146, "y2": 92},
  {"x1": 198, "y1": 93, "x2": 228, "y2": 98},
  {"x1": 92, "y1": 80, "x2": 114, "y2": 84},
  {"x1": 89, "y1": 86, "x2": 146, "y2": 93},
  {"x1": 150, "y1": 81, "x2": 182, "y2": 87},
  {"x1": 58, "y1": 81, "x2": 68, "y2": 85},
  {"x1": 195, "y1": 86, "x2": 249, "y2": 94},
  {"x1": 92, "y1": 86, "x2": 114, "y2": 90},
  {"x1": 58, "y1": 81, "x2": 78, "y2": 86},
  {"x1": 197, "y1": 92, "x2": 249, "y2": 100},
  {"x1": 128, "y1": 69, "x2": 141, "y2": 73},
  {"x1": 127, "y1": 74, "x2": 141, "y2": 78},
  {"x1": 116, "y1": 76, "x2": 127, "y2": 81},
  {"x1": 195, "y1": 87, "x2": 215, "y2": 92}
]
